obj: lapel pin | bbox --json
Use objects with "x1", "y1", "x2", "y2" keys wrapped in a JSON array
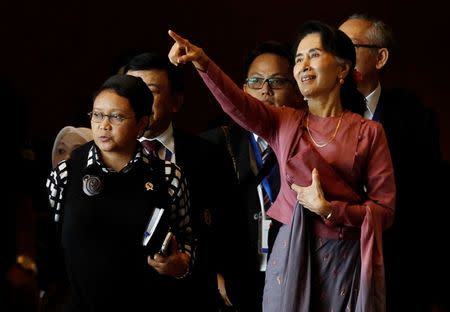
[{"x1": 145, "y1": 182, "x2": 154, "y2": 191}]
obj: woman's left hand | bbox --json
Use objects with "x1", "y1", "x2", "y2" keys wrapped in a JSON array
[
  {"x1": 291, "y1": 168, "x2": 331, "y2": 218},
  {"x1": 147, "y1": 235, "x2": 190, "y2": 278}
]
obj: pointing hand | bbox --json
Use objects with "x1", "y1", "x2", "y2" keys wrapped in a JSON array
[{"x1": 168, "y1": 30, "x2": 210, "y2": 72}]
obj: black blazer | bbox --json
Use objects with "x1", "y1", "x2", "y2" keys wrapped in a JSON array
[
  {"x1": 376, "y1": 88, "x2": 440, "y2": 195},
  {"x1": 201, "y1": 123, "x2": 281, "y2": 311},
  {"x1": 375, "y1": 88, "x2": 441, "y2": 311},
  {"x1": 173, "y1": 128, "x2": 238, "y2": 311}
]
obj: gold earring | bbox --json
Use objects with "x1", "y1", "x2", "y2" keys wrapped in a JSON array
[{"x1": 339, "y1": 77, "x2": 344, "y2": 85}]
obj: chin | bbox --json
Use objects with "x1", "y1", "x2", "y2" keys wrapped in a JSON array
[
  {"x1": 96, "y1": 141, "x2": 112, "y2": 152},
  {"x1": 148, "y1": 123, "x2": 168, "y2": 138},
  {"x1": 300, "y1": 90, "x2": 310, "y2": 97},
  {"x1": 144, "y1": 128, "x2": 159, "y2": 139}
]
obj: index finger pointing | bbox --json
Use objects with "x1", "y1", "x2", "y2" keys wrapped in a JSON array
[{"x1": 168, "y1": 30, "x2": 186, "y2": 44}]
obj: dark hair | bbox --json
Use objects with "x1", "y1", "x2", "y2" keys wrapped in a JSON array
[
  {"x1": 124, "y1": 52, "x2": 184, "y2": 94},
  {"x1": 294, "y1": 20, "x2": 366, "y2": 115},
  {"x1": 94, "y1": 74, "x2": 153, "y2": 120},
  {"x1": 243, "y1": 41, "x2": 294, "y2": 76}
]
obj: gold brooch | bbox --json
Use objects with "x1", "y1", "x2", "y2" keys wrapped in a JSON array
[{"x1": 145, "y1": 182, "x2": 154, "y2": 191}]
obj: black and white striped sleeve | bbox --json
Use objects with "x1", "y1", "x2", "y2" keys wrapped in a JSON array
[
  {"x1": 45, "y1": 160, "x2": 69, "y2": 223},
  {"x1": 163, "y1": 161, "x2": 193, "y2": 259}
]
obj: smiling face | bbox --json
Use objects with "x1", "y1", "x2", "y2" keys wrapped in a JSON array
[
  {"x1": 91, "y1": 90, "x2": 145, "y2": 156},
  {"x1": 293, "y1": 33, "x2": 347, "y2": 101}
]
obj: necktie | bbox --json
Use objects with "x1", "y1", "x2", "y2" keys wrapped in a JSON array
[
  {"x1": 261, "y1": 145, "x2": 272, "y2": 164},
  {"x1": 259, "y1": 143, "x2": 274, "y2": 212},
  {"x1": 142, "y1": 140, "x2": 162, "y2": 156},
  {"x1": 142, "y1": 140, "x2": 173, "y2": 162}
]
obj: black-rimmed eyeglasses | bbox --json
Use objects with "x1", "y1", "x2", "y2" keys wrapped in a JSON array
[
  {"x1": 245, "y1": 77, "x2": 293, "y2": 90},
  {"x1": 88, "y1": 111, "x2": 131, "y2": 125},
  {"x1": 353, "y1": 43, "x2": 382, "y2": 49}
]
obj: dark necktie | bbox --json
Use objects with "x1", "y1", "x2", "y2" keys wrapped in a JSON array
[
  {"x1": 142, "y1": 140, "x2": 162, "y2": 156},
  {"x1": 142, "y1": 140, "x2": 174, "y2": 162},
  {"x1": 261, "y1": 145, "x2": 272, "y2": 164},
  {"x1": 258, "y1": 140, "x2": 274, "y2": 211}
]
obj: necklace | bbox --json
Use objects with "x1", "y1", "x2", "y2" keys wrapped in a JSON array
[{"x1": 306, "y1": 112, "x2": 344, "y2": 148}]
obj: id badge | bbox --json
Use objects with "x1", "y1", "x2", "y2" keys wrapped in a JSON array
[
  {"x1": 257, "y1": 214, "x2": 272, "y2": 271},
  {"x1": 257, "y1": 184, "x2": 272, "y2": 255},
  {"x1": 259, "y1": 216, "x2": 272, "y2": 255},
  {"x1": 257, "y1": 185, "x2": 272, "y2": 271}
]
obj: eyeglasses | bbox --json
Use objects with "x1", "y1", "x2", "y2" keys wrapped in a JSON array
[
  {"x1": 353, "y1": 43, "x2": 382, "y2": 49},
  {"x1": 88, "y1": 111, "x2": 131, "y2": 125},
  {"x1": 245, "y1": 77, "x2": 293, "y2": 90}
]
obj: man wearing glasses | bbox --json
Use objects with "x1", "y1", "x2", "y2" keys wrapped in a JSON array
[
  {"x1": 202, "y1": 41, "x2": 302, "y2": 311},
  {"x1": 340, "y1": 14, "x2": 443, "y2": 312}
]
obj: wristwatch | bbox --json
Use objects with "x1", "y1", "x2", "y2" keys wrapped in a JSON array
[{"x1": 16, "y1": 254, "x2": 38, "y2": 275}]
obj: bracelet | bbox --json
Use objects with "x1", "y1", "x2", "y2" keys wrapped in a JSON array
[
  {"x1": 16, "y1": 255, "x2": 38, "y2": 275},
  {"x1": 174, "y1": 252, "x2": 191, "y2": 280},
  {"x1": 174, "y1": 266, "x2": 190, "y2": 280},
  {"x1": 323, "y1": 211, "x2": 332, "y2": 220}
]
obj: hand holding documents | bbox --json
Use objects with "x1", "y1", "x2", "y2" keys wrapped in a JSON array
[
  {"x1": 158, "y1": 229, "x2": 173, "y2": 257},
  {"x1": 142, "y1": 207, "x2": 170, "y2": 256}
]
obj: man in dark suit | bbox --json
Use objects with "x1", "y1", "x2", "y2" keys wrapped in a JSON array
[
  {"x1": 340, "y1": 14, "x2": 442, "y2": 311},
  {"x1": 201, "y1": 41, "x2": 302, "y2": 311},
  {"x1": 125, "y1": 52, "x2": 238, "y2": 311}
]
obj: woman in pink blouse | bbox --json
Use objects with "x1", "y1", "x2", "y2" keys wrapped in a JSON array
[{"x1": 168, "y1": 20, "x2": 395, "y2": 312}]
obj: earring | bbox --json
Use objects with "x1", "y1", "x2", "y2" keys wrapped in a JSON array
[{"x1": 339, "y1": 77, "x2": 345, "y2": 85}]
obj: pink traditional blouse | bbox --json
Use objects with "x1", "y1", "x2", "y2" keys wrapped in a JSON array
[{"x1": 199, "y1": 60, "x2": 396, "y2": 310}]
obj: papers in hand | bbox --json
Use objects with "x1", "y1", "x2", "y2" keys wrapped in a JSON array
[{"x1": 142, "y1": 207, "x2": 165, "y2": 247}]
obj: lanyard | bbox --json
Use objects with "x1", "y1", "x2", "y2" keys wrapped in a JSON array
[{"x1": 249, "y1": 134, "x2": 274, "y2": 204}]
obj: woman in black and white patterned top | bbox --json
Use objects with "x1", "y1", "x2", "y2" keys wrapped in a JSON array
[{"x1": 45, "y1": 74, "x2": 192, "y2": 312}]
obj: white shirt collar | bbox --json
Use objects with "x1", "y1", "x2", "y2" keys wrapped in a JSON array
[
  {"x1": 253, "y1": 133, "x2": 268, "y2": 151},
  {"x1": 139, "y1": 122, "x2": 175, "y2": 155},
  {"x1": 364, "y1": 82, "x2": 381, "y2": 120}
]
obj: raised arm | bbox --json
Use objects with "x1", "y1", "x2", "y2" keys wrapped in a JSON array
[
  {"x1": 167, "y1": 30, "x2": 289, "y2": 150},
  {"x1": 168, "y1": 30, "x2": 210, "y2": 72}
]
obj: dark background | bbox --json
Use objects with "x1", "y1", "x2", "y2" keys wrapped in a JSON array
[
  {"x1": 2, "y1": 2, "x2": 449, "y2": 309},
  {"x1": 2, "y1": 0, "x2": 449, "y2": 164}
]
